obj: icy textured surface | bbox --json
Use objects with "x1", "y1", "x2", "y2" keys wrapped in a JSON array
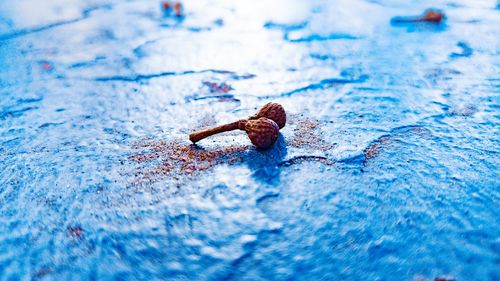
[{"x1": 0, "y1": 0, "x2": 499, "y2": 280}]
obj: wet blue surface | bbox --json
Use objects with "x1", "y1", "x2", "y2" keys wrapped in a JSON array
[{"x1": 1, "y1": 0, "x2": 499, "y2": 280}]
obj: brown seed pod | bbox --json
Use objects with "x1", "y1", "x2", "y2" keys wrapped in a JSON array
[
  {"x1": 188, "y1": 102, "x2": 285, "y2": 148},
  {"x1": 244, "y1": 117, "x2": 279, "y2": 149},
  {"x1": 250, "y1": 102, "x2": 286, "y2": 129},
  {"x1": 392, "y1": 8, "x2": 445, "y2": 24},
  {"x1": 421, "y1": 9, "x2": 444, "y2": 23}
]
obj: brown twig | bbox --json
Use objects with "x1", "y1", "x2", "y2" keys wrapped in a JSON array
[{"x1": 189, "y1": 120, "x2": 245, "y2": 143}]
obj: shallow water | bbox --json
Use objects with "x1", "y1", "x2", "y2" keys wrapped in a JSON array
[{"x1": 0, "y1": 0, "x2": 499, "y2": 280}]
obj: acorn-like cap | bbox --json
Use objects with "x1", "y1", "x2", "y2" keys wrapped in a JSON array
[
  {"x1": 244, "y1": 117, "x2": 279, "y2": 149},
  {"x1": 250, "y1": 102, "x2": 286, "y2": 129}
]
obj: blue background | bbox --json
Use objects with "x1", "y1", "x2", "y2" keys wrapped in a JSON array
[{"x1": 0, "y1": 0, "x2": 499, "y2": 280}]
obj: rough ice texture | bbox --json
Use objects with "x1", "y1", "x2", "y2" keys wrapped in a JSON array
[{"x1": 0, "y1": 0, "x2": 499, "y2": 280}]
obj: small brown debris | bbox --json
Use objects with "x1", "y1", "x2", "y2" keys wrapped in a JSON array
[
  {"x1": 128, "y1": 152, "x2": 160, "y2": 162},
  {"x1": 174, "y1": 2, "x2": 182, "y2": 17},
  {"x1": 421, "y1": 9, "x2": 445, "y2": 23},
  {"x1": 203, "y1": 81, "x2": 233, "y2": 94},
  {"x1": 364, "y1": 136, "x2": 390, "y2": 160},
  {"x1": 162, "y1": 1, "x2": 183, "y2": 17},
  {"x1": 40, "y1": 61, "x2": 54, "y2": 71},
  {"x1": 130, "y1": 139, "x2": 249, "y2": 184},
  {"x1": 392, "y1": 8, "x2": 445, "y2": 24},
  {"x1": 288, "y1": 116, "x2": 334, "y2": 151}
]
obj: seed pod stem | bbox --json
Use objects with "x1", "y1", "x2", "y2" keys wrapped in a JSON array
[{"x1": 189, "y1": 120, "x2": 246, "y2": 143}]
